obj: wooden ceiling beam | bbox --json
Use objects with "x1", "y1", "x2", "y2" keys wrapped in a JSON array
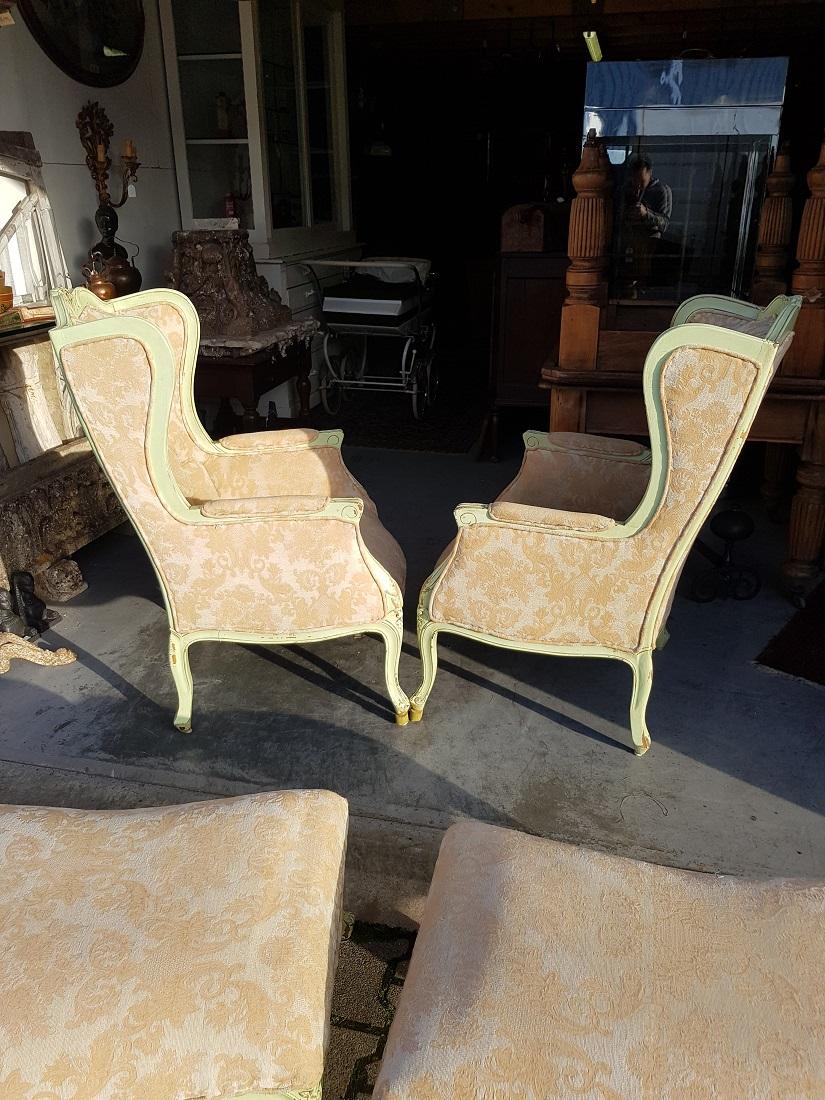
[{"x1": 345, "y1": 0, "x2": 824, "y2": 25}]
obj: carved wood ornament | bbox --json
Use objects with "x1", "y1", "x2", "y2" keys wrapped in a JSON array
[{"x1": 169, "y1": 230, "x2": 292, "y2": 339}]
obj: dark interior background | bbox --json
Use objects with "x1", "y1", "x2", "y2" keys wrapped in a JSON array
[{"x1": 344, "y1": 2, "x2": 825, "y2": 404}]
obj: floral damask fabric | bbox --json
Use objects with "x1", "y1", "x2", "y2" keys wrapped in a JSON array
[
  {"x1": 374, "y1": 820, "x2": 825, "y2": 1100},
  {"x1": 0, "y1": 790, "x2": 349, "y2": 1100},
  {"x1": 430, "y1": 346, "x2": 762, "y2": 651},
  {"x1": 59, "y1": 336, "x2": 402, "y2": 634}
]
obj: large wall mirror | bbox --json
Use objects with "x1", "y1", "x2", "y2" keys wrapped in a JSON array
[{"x1": 18, "y1": 0, "x2": 144, "y2": 87}]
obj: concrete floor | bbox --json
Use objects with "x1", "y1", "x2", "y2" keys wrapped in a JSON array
[{"x1": 2, "y1": 444, "x2": 825, "y2": 923}]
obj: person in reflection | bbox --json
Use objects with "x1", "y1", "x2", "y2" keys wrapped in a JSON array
[{"x1": 622, "y1": 154, "x2": 673, "y2": 296}]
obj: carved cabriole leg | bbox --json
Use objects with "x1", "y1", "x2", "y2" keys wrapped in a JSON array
[
  {"x1": 628, "y1": 650, "x2": 653, "y2": 756},
  {"x1": 169, "y1": 632, "x2": 194, "y2": 732},
  {"x1": 761, "y1": 443, "x2": 793, "y2": 518},
  {"x1": 409, "y1": 614, "x2": 440, "y2": 722},
  {"x1": 0, "y1": 633, "x2": 76, "y2": 674},
  {"x1": 372, "y1": 612, "x2": 410, "y2": 725}
]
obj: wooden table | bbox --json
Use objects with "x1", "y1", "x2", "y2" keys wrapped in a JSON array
[{"x1": 195, "y1": 319, "x2": 319, "y2": 432}]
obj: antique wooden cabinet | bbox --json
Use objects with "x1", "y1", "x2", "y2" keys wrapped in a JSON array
[
  {"x1": 544, "y1": 130, "x2": 825, "y2": 601},
  {"x1": 159, "y1": 0, "x2": 354, "y2": 260},
  {"x1": 489, "y1": 251, "x2": 567, "y2": 454}
]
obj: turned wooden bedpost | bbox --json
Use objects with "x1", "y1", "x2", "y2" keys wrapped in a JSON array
[
  {"x1": 551, "y1": 129, "x2": 612, "y2": 431},
  {"x1": 782, "y1": 134, "x2": 825, "y2": 598},
  {"x1": 754, "y1": 144, "x2": 795, "y2": 512},
  {"x1": 751, "y1": 143, "x2": 794, "y2": 308}
]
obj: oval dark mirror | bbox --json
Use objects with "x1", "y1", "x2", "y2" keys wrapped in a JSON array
[{"x1": 18, "y1": 0, "x2": 144, "y2": 88}]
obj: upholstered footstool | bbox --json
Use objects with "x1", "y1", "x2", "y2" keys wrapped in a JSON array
[
  {"x1": 374, "y1": 820, "x2": 825, "y2": 1099},
  {"x1": 0, "y1": 790, "x2": 348, "y2": 1100}
]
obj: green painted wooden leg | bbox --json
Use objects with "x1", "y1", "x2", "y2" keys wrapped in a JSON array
[
  {"x1": 629, "y1": 650, "x2": 653, "y2": 756},
  {"x1": 374, "y1": 614, "x2": 410, "y2": 725},
  {"x1": 409, "y1": 616, "x2": 440, "y2": 722},
  {"x1": 168, "y1": 632, "x2": 193, "y2": 733}
]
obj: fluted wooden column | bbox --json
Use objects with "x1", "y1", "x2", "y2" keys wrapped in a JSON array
[
  {"x1": 551, "y1": 129, "x2": 612, "y2": 431},
  {"x1": 751, "y1": 143, "x2": 794, "y2": 308},
  {"x1": 782, "y1": 135, "x2": 825, "y2": 596},
  {"x1": 564, "y1": 128, "x2": 611, "y2": 307},
  {"x1": 784, "y1": 135, "x2": 825, "y2": 377},
  {"x1": 755, "y1": 145, "x2": 795, "y2": 511}
]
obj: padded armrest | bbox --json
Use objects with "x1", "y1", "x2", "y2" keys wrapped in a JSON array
[
  {"x1": 489, "y1": 501, "x2": 617, "y2": 532},
  {"x1": 218, "y1": 428, "x2": 321, "y2": 452},
  {"x1": 201, "y1": 494, "x2": 329, "y2": 519},
  {"x1": 671, "y1": 293, "x2": 761, "y2": 328},
  {"x1": 530, "y1": 431, "x2": 650, "y2": 461},
  {"x1": 686, "y1": 310, "x2": 774, "y2": 337}
]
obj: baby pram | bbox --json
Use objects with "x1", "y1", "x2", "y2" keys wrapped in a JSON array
[{"x1": 306, "y1": 258, "x2": 437, "y2": 419}]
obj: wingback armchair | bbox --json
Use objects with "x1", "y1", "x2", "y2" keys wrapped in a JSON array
[
  {"x1": 49, "y1": 287, "x2": 409, "y2": 730},
  {"x1": 410, "y1": 300, "x2": 801, "y2": 754}
]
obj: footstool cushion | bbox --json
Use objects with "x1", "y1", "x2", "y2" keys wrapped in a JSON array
[
  {"x1": 0, "y1": 790, "x2": 348, "y2": 1099},
  {"x1": 374, "y1": 820, "x2": 825, "y2": 1099}
]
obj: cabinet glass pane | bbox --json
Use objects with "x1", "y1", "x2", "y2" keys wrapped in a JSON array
[
  {"x1": 260, "y1": 0, "x2": 304, "y2": 229},
  {"x1": 607, "y1": 136, "x2": 771, "y2": 302},
  {"x1": 304, "y1": 23, "x2": 335, "y2": 225},
  {"x1": 172, "y1": 0, "x2": 241, "y2": 56},
  {"x1": 187, "y1": 144, "x2": 254, "y2": 229},
  {"x1": 179, "y1": 58, "x2": 247, "y2": 141}
]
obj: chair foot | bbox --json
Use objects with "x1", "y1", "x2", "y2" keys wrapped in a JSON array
[
  {"x1": 409, "y1": 703, "x2": 424, "y2": 723},
  {"x1": 633, "y1": 735, "x2": 651, "y2": 757},
  {"x1": 174, "y1": 718, "x2": 193, "y2": 734},
  {"x1": 395, "y1": 709, "x2": 410, "y2": 727}
]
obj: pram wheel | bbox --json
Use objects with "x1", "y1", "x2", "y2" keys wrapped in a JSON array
[
  {"x1": 320, "y1": 358, "x2": 343, "y2": 415},
  {"x1": 412, "y1": 351, "x2": 437, "y2": 420}
]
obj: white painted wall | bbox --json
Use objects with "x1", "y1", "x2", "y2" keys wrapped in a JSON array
[{"x1": 0, "y1": 0, "x2": 180, "y2": 288}]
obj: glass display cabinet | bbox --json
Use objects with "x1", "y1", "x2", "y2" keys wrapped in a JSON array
[
  {"x1": 584, "y1": 58, "x2": 788, "y2": 305},
  {"x1": 159, "y1": 0, "x2": 353, "y2": 258}
]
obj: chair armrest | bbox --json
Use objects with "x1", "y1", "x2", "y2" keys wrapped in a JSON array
[
  {"x1": 216, "y1": 428, "x2": 343, "y2": 453},
  {"x1": 456, "y1": 502, "x2": 617, "y2": 535},
  {"x1": 523, "y1": 430, "x2": 651, "y2": 463},
  {"x1": 671, "y1": 294, "x2": 761, "y2": 327},
  {"x1": 488, "y1": 501, "x2": 617, "y2": 531},
  {"x1": 199, "y1": 495, "x2": 362, "y2": 521}
]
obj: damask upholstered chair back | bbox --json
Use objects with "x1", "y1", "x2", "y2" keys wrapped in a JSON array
[
  {"x1": 49, "y1": 289, "x2": 410, "y2": 730},
  {"x1": 623, "y1": 329, "x2": 794, "y2": 640}
]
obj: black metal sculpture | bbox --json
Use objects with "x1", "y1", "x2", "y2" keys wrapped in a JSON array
[
  {"x1": 10, "y1": 572, "x2": 57, "y2": 636},
  {"x1": 0, "y1": 588, "x2": 35, "y2": 639}
]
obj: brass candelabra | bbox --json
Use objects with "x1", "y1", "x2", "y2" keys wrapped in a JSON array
[{"x1": 76, "y1": 101, "x2": 142, "y2": 297}]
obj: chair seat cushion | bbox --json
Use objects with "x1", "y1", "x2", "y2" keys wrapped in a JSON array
[
  {"x1": 0, "y1": 790, "x2": 348, "y2": 1100},
  {"x1": 374, "y1": 820, "x2": 825, "y2": 1100}
]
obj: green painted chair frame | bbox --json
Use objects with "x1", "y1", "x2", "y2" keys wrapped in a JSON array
[
  {"x1": 50, "y1": 287, "x2": 409, "y2": 732},
  {"x1": 409, "y1": 298, "x2": 802, "y2": 754}
]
